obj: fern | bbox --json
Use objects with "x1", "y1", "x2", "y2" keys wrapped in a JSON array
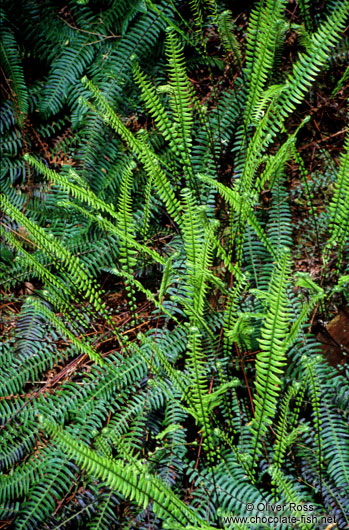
[
  {"x1": 1, "y1": 0, "x2": 348, "y2": 527},
  {"x1": 41, "y1": 419, "x2": 217, "y2": 529},
  {"x1": 249, "y1": 250, "x2": 291, "y2": 471},
  {"x1": 324, "y1": 133, "x2": 349, "y2": 264},
  {"x1": 216, "y1": 10, "x2": 241, "y2": 66},
  {"x1": 0, "y1": 9, "x2": 28, "y2": 126}
]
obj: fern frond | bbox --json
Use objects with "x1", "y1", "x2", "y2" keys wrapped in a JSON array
[
  {"x1": 0, "y1": 194, "x2": 106, "y2": 313},
  {"x1": 216, "y1": 10, "x2": 241, "y2": 66},
  {"x1": 39, "y1": 34, "x2": 95, "y2": 117},
  {"x1": 268, "y1": 465, "x2": 314, "y2": 530},
  {"x1": 115, "y1": 161, "x2": 138, "y2": 317},
  {"x1": 322, "y1": 399, "x2": 349, "y2": 493},
  {"x1": 249, "y1": 250, "x2": 291, "y2": 471},
  {"x1": 0, "y1": 9, "x2": 28, "y2": 126},
  {"x1": 273, "y1": 1, "x2": 349, "y2": 126},
  {"x1": 26, "y1": 297, "x2": 103, "y2": 365},
  {"x1": 81, "y1": 78, "x2": 183, "y2": 225},
  {"x1": 324, "y1": 133, "x2": 349, "y2": 255},
  {"x1": 244, "y1": 0, "x2": 288, "y2": 126},
  {"x1": 302, "y1": 355, "x2": 324, "y2": 480},
  {"x1": 23, "y1": 155, "x2": 117, "y2": 216},
  {"x1": 165, "y1": 29, "x2": 195, "y2": 187},
  {"x1": 273, "y1": 382, "x2": 303, "y2": 470},
  {"x1": 42, "y1": 419, "x2": 216, "y2": 529},
  {"x1": 198, "y1": 174, "x2": 277, "y2": 259},
  {"x1": 298, "y1": 0, "x2": 314, "y2": 32},
  {"x1": 133, "y1": 62, "x2": 179, "y2": 154}
]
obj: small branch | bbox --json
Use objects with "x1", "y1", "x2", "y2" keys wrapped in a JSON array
[{"x1": 58, "y1": 16, "x2": 120, "y2": 41}]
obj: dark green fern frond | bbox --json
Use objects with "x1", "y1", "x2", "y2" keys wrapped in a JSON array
[
  {"x1": 302, "y1": 355, "x2": 324, "y2": 483},
  {"x1": 0, "y1": 9, "x2": 28, "y2": 126},
  {"x1": 321, "y1": 399, "x2": 349, "y2": 494},
  {"x1": 324, "y1": 133, "x2": 349, "y2": 258},
  {"x1": 38, "y1": 33, "x2": 95, "y2": 117},
  {"x1": 216, "y1": 10, "x2": 241, "y2": 66},
  {"x1": 298, "y1": 0, "x2": 314, "y2": 32}
]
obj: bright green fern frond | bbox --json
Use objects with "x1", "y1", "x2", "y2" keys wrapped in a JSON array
[
  {"x1": 184, "y1": 326, "x2": 216, "y2": 461},
  {"x1": 133, "y1": 62, "x2": 178, "y2": 154},
  {"x1": 41, "y1": 419, "x2": 216, "y2": 529},
  {"x1": 268, "y1": 465, "x2": 314, "y2": 530},
  {"x1": 249, "y1": 250, "x2": 291, "y2": 471},
  {"x1": 81, "y1": 77, "x2": 183, "y2": 225},
  {"x1": 116, "y1": 161, "x2": 138, "y2": 317},
  {"x1": 23, "y1": 155, "x2": 117, "y2": 216},
  {"x1": 0, "y1": 194, "x2": 106, "y2": 313},
  {"x1": 165, "y1": 29, "x2": 195, "y2": 185},
  {"x1": 223, "y1": 274, "x2": 249, "y2": 356},
  {"x1": 273, "y1": 382, "x2": 305, "y2": 470},
  {"x1": 56, "y1": 199, "x2": 165, "y2": 266},
  {"x1": 198, "y1": 174, "x2": 277, "y2": 259},
  {"x1": 272, "y1": 1, "x2": 349, "y2": 127},
  {"x1": 188, "y1": 0, "x2": 204, "y2": 32},
  {"x1": 284, "y1": 273, "x2": 325, "y2": 350},
  {"x1": 243, "y1": 0, "x2": 288, "y2": 127}
]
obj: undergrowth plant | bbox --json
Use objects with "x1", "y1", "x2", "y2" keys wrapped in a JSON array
[{"x1": 1, "y1": 0, "x2": 348, "y2": 528}]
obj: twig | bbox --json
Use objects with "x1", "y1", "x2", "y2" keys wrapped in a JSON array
[
  {"x1": 58, "y1": 16, "x2": 120, "y2": 41},
  {"x1": 298, "y1": 128, "x2": 347, "y2": 151}
]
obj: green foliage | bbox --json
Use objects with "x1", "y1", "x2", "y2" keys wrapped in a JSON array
[
  {"x1": 324, "y1": 134, "x2": 349, "y2": 267},
  {"x1": 1, "y1": 0, "x2": 348, "y2": 528},
  {"x1": 249, "y1": 250, "x2": 291, "y2": 470},
  {"x1": 0, "y1": 9, "x2": 28, "y2": 126},
  {"x1": 216, "y1": 10, "x2": 241, "y2": 66}
]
